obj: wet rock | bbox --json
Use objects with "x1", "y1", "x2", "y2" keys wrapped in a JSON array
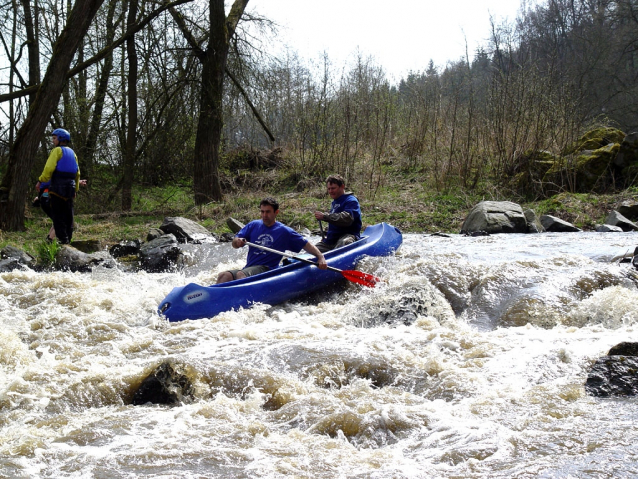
[
  {"x1": 226, "y1": 217, "x2": 245, "y2": 234},
  {"x1": 617, "y1": 200, "x2": 638, "y2": 221},
  {"x1": 595, "y1": 224, "x2": 624, "y2": 232},
  {"x1": 358, "y1": 279, "x2": 455, "y2": 327},
  {"x1": 55, "y1": 245, "x2": 114, "y2": 272},
  {"x1": 524, "y1": 209, "x2": 545, "y2": 233},
  {"x1": 461, "y1": 201, "x2": 528, "y2": 234},
  {"x1": 138, "y1": 234, "x2": 181, "y2": 272},
  {"x1": 540, "y1": 215, "x2": 581, "y2": 232},
  {"x1": 160, "y1": 217, "x2": 214, "y2": 243},
  {"x1": 608, "y1": 342, "x2": 638, "y2": 356},
  {"x1": 604, "y1": 210, "x2": 638, "y2": 232},
  {"x1": 585, "y1": 355, "x2": 638, "y2": 397},
  {"x1": 109, "y1": 239, "x2": 141, "y2": 258},
  {"x1": 219, "y1": 232, "x2": 235, "y2": 242},
  {"x1": 0, "y1": 246, "x2": 36, "y2": 271},
  {"x1": 146, "y1": 228, "x2": 164, "y2": 242},
  {"x1": 132, "y1": 362, "x2": 192, "y2": 406}
]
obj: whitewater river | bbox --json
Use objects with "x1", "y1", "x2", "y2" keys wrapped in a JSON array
[{"x1": 2, "y1": 230, "x2": 638, "y2": 478}]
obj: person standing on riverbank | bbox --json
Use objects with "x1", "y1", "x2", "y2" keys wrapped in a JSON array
[
  {"x1": 313, "y1": 174, "x2": 362, "y2": 252},
  {"x1": 217, "y1": 197, "x2": 327, "y2": 283},
  {"x1": 35, "y1": 129, "x2": 80, "y2": 244}
]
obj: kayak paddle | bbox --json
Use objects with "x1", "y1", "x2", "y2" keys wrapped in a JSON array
[{"x1": 244, "y1": 241, "x2": 380, "y2": 287}]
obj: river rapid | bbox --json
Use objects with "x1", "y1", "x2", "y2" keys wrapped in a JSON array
[{"x1": 2, "y1": 231, "x2": 638, "y2": 478}]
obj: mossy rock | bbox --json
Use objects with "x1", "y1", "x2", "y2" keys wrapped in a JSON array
[
  {"x1": 544, "y1": 143, "x2": 620, "y2": 192},
  {"x1": 563, "y1": 127, "x2": 626, "y2": 155},
  {"x1": 508, "y1": 150, "x2": 557, "y2": 197}
]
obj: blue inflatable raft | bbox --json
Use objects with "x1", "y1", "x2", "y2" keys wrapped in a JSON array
[{"x1": 158, "y1": 222, "x2": 403, "y2": 322}]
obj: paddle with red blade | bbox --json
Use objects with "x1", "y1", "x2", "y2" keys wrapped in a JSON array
[{"x1": 244, "y1": 241, "x2": 381, "y2": 287}]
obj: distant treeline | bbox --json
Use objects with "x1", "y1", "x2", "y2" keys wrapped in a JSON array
[{"x1": 0, "y1": 0, "x2": 636, "y2": 215}]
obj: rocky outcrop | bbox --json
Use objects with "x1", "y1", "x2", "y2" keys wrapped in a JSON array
[
  {"x1": 540, "y1": 215, "x2": 581, "y2": 232},
  {"x1": 604, "y1": 211, "x2": 638, "y2": 231},
  {"x1": 132, "y1": 362, "x2": 193, "y2": 406},
  {"x1": 585, "y1": 342, "x2": 638, "y2": 397},
  {"x1": 460, "y1": 201, "x2": 529, "y2": 234}
]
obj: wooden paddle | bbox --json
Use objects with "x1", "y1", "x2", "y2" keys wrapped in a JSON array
[{"x1": 244, "y1": 241, "x2": 380, "y2": 287}]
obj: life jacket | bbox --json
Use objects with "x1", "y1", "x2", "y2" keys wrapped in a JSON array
[
  {"x1": 51, "y1": 147, "x2": 78, "y2": 181},
  {"x1": 49, "y1": 147, "x2": 78, "y2": 198}
]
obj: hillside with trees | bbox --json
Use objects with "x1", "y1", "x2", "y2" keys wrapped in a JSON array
[{"x1": 0, "y1": 0, "x2": 637, "y2": 232}]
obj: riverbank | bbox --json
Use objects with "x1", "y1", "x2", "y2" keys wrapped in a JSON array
[{"x1": 2, "y1": 180, "x2": 638, "y2": 259}]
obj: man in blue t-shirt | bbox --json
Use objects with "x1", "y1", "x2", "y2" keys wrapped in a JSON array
[
  {"x1": 313, "y1": 175, "x2": 362, "y2": 253},
  {"x1": 217, "y1": 197, "x2": 328, "y2": 283}
]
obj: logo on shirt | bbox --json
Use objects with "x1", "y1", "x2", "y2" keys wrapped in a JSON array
[{"x1": 255, "y1": 234, "x2": 275, "y2": 254}]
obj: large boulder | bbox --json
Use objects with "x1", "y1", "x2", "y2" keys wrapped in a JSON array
[
  {"x1": 585, "y1": 342, "x2": 638, "y2": 397},
  {"x1": 604, "y1": 211, "x2": 638, "y2": 232},
  {"x1": 546, "y1": 144, "x2": 621, "y2": 193},
  {"x1": 0, "y1": 246, "x2": 36, "y2": 272},
  {"x1": 565, "y1": 127, "x2": 625, "y2": 154},
  {"x1": 139, "y1": 234, "x2": 181, "y2": 272},
  {"x1": 55, "y1": 245, "x2": 115, "y2": 272},
  {"x1": 461, "y1": 201, "x2": 528, "y2": 234},
  {"x1": 540, "y1": 215, "x2": 581, "y2": 232},
  {"x1": 545, "y1": 127, "x2": 625, "y2": 193},
  {"x1": 159, "y1": 217, "x2": 214, "y2": 244}
]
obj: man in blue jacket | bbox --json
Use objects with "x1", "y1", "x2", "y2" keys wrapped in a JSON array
[
  {"x1": 313, "y1": 175, "x2": 362, "y2": 252},
  {"x1": 35, "y1": 128, "x2": 80, "y2": 244},
  {"x1": 217, "y1": 197, "x2": 327, "y2": 283}
]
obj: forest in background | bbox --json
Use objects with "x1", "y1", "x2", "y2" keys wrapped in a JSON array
[{"x1": 0, "y1": 0, "x2": 637, "y2": 229}]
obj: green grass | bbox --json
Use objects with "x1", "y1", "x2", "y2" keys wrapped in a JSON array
[{"x1": 2, "y1": 173, "x2": 637, "y2": 258}]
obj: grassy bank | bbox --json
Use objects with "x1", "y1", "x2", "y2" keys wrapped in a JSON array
[{"x1": 2, "y1": 175, "x2": 638, "y2": 260}]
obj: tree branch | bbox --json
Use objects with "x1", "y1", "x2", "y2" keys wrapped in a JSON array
[
  {"x1": 0, "y1": 0, "x2": 194, "y2": 103},
  {"x1": 225, "y1": 67, "x2": 275, "y2": 143}
]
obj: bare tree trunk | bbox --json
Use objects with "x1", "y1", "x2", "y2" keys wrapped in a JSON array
[
  {"x1": 122, "y1": 0, "x2": 138, "y2": 211},
  {"x1": 21, "y1": 0, "x2": 40, "y2": 106},
  {"x1": 0, "y1": 0, "x2": 105, "y2": 231},
  {"x1": 172, "y1": 0, "x2": 248, "y2": 205},
  {"x1": 82, "y1": 0, "x2": 119, "y2": 179}
]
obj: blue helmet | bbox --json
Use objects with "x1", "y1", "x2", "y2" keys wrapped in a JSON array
[{"x1": 51, "y1": 128, "x2": 70, "y2": 142}]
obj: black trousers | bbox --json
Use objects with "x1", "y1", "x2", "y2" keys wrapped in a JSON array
[{"x1": 50, "y1": 194, "x2": 75, "y2": 244}]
